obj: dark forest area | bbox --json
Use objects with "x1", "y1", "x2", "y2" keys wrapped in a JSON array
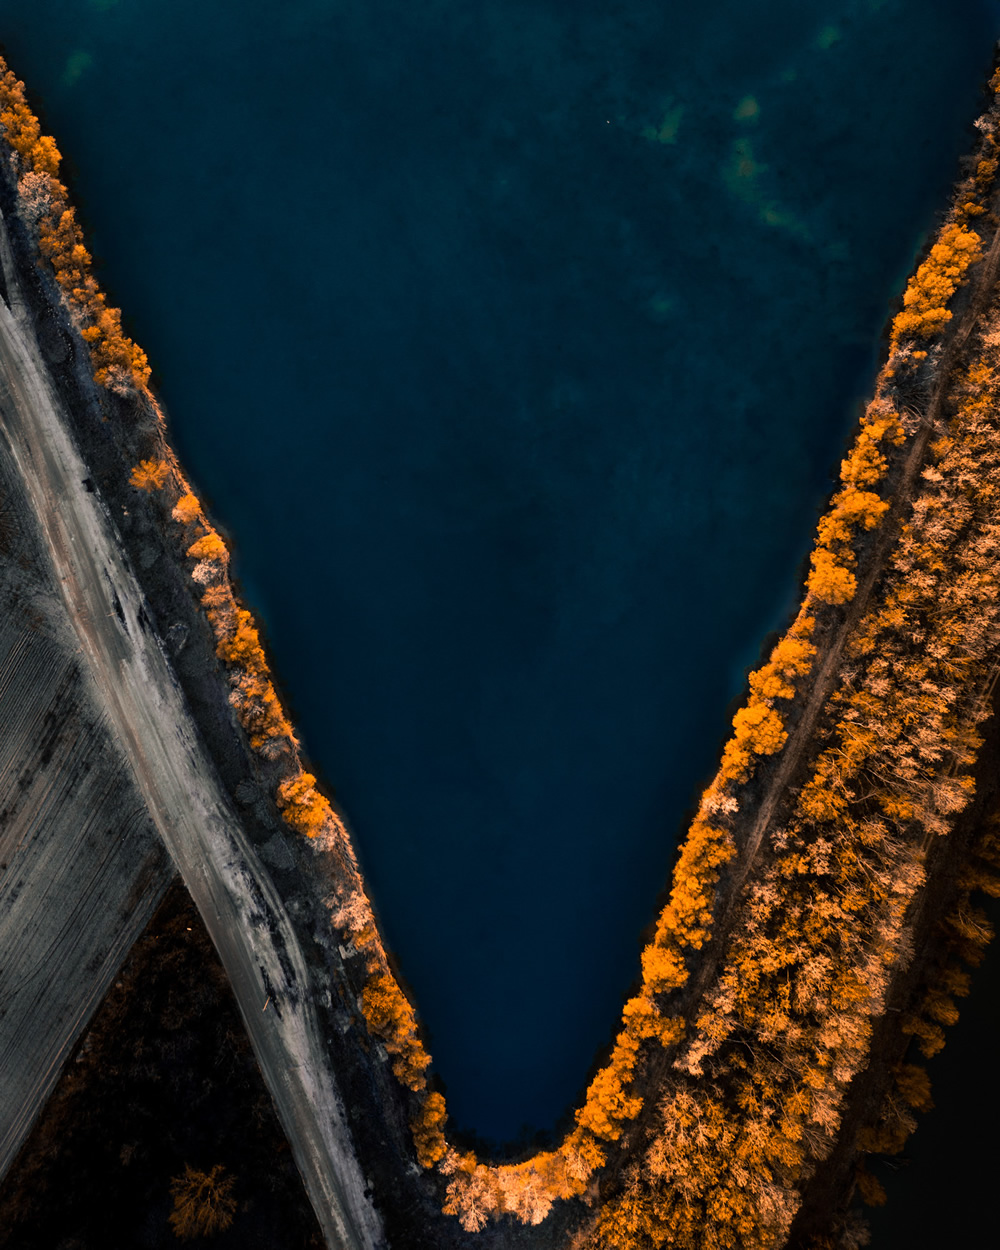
[{"x1": 0, "y1": 880, "x2": 323, "y2": 1249}]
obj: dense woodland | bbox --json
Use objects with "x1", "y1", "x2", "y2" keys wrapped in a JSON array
[{"x1": 5, "y1": 53, "x2": 1000, "y2": 1249}]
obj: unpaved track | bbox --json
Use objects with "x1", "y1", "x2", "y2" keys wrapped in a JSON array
[{"x1": 0, "y1": 212, "x2": 384, "y2": 1250}]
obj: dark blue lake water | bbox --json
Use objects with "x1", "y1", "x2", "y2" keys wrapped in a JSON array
[{"x1": 3, "y1": 1, "x2": 997, "y2": 1145}]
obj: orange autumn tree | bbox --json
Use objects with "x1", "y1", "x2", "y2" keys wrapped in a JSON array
[
  {"x1": 276, "y1": 771, "x2": 329, "y2": 837},
  {"x1": 130, "y1": 458, "x2": 170, "y2": 492},
  {"x1": 171, "y1": 492, "x2": 201, "y2": 525},
  {"x1": 168, "y1": 1165, "x2": 236, "y2": 1240},
  {"x1": 187, "y1": 531, "x2": 229, "y2": 563}
]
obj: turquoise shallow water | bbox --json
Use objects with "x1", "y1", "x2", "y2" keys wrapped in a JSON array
[{"x1": 2, "y1": 0, "x2": 998, "y2": 1145}]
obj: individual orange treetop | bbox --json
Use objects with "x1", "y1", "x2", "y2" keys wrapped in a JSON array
[
  {"x1": 168, "y1": 1164, "x2": 237, "y2": 1240},
  {"x1": 275, "y1": 771, "x2": 328, "y2": 837},
  {"x1": 215, "y1": 606, "x2": 267, "y2": 669},
  {"x1": 840, "y1": 409, "x2": 902, "y2": 485},
  {"x1": 574, "y1": 1043, "x2": 643, "y2": 1141},
  {"x1": 807, "y1": 547, "x2": 857, "y2": 605},
  {"x1": 171, "y1": 492, "x2": 202, "y2": 525},
  {"x1": 129, "y1": 458, "x2": 170, "y2": 491},
  {"x1": 815, "y1": 486, "x2": 890, "y2": 549},
  {"x1": 721, "y1": 701, "x2": 788, "y2": 781},
  {"x1": 186, "y1": 530, "x2": 229, "y2": 563},
  {"x1": 716, "y1": 612, "x2": 817, "y2": 785}
]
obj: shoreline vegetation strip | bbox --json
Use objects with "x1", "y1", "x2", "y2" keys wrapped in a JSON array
[{"x1": 4, "y1": 54, "x2": 1000, "y2": 1246}]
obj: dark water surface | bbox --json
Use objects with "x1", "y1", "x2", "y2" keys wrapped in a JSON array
[{"x1": 2, "y1": 1, "x2": 997, "y2": 1144}]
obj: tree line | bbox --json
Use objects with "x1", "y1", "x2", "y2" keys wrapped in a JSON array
[
  {"x1": 587, "y1": 67, "x2": 1000, "y2": 1250},
  {"x1": 1, "y1": 67, "x2": 149, "y2": 394}
]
